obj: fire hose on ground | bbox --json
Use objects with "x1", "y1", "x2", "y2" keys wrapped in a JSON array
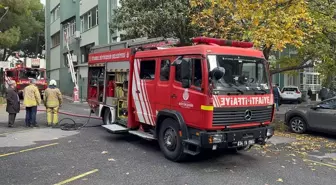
[{"x1": 20, "y1": 107, "x2": 102, "y2": 131}]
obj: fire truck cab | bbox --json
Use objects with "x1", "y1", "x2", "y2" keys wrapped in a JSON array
[
  {"x1": 4, "y1": 58, "x2": 47, "y2": 98},
  {"x1": 88, "y1": 37, "x2": 275, "y2": 162}
]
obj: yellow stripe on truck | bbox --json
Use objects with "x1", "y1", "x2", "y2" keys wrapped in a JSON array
[{"x1": 201, "y1": 105, "x2": 214, "y2": 111}]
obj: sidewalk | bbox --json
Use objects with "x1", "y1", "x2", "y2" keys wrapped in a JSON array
[{"x1": 62, "y1": 95, "x2": 87, "y2": 104}]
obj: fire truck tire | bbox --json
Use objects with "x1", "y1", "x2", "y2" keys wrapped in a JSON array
[
  {"x1": 103, "y1": 108, "x2": 112, "y2": 125},
  {"x1": 158, "y1": 118, "x2": 186, "y2": 162}
]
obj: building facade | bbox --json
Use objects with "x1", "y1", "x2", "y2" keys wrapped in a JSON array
[
  {"x1": 45, "y1": 0, "x2": 121, "y2": 99},
  {"x1": 271, "y1": 47, "x2": 322, "y2": 96}
]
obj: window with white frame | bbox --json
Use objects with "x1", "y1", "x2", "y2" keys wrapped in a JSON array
[
  {"x1": 88, "y1": 11, "x2": 92, "y2": 29},
  {"x1": 96, "y1": 8, "x2": 99, "y2": 25},
  {"x1": 80, "y1": 17, "x2": 84, "y2": 32},
  {"x1": 80, "y1": 6, "x2": 98, "y2": 32},
  {"x1": 63, "y1": 19, "x2": 76, "y2": 42}
]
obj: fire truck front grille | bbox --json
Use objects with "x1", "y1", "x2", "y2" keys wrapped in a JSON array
[{"x1": 212, "y1": 106, "x2": 273, "y2": 126}]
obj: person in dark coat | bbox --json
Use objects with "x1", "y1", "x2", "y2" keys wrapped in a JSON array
[
  {"x1": 6, "y1": 80, "x2": 20, "y2": 127},
  {"x1": 273, "y1": 84, "x2": 281, "y2": 111},
  {"x1": 319, "y1": 87, "x2": 328, "y2": 101},
  {"x1": 307, "y1": 88, "x2": 313, "y2": 100}
]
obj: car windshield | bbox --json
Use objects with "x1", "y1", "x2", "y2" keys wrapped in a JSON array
[
  {"x1": 19, "y1": 69, "x2": 45, "y2": 80},
  {"x1": 207, "y1": 55, "x2": 270, "y2": 94}
]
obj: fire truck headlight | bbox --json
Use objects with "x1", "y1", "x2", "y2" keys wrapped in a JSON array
[
  {"x1": 209, "y1": 134, "x2": 224, "y2": 144},
  {"x1": 266, "y1": 127, "x2": 274, "y2": 138}
]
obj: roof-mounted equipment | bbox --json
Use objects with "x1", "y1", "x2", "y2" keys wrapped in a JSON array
[{"x1": 192, "y1": 37, "x2": 254, "y2": 48}]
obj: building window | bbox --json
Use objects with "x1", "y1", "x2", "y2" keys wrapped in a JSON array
[
  {"x1": 80, "y1": 17, "x2": 84, "y2": 32},
  {"x1": 51, "y1": 32, "x2": 60, "y2": 47},
  {"x1": 88, "y1": 12, "x2": 92, "y2": 29},
  {"x1": 140, "y1": 60, "x2": 156, "y2": 80},
  {"x1": 80, "y1": 6, "x2": 98, "y2": 32},
  {"x1": 63, "y1": 19, "x2": 76, "y2": 42},
  {"x1": 50, "y1": 4, "x2": 60, "y2": 23},
  {"x1": 96, "y1": 8, "x2": 99, "y2": 25}
]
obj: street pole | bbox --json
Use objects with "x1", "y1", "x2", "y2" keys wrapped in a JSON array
[{"x1": 0, "y1": 7, "x2": 9, "y2": 23}]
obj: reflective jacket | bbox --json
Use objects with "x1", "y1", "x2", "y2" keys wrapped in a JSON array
[
  {"x1": 44, "y1": 87, "x2": 62, "y2": 108},
  {"x1": 23, "y1": 84, "x2": 41, "y2": 107}
]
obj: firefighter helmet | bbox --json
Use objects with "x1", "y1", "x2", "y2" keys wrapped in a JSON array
[{"x1": 49, "y1": 79, "x2": 57, "y2": 86}]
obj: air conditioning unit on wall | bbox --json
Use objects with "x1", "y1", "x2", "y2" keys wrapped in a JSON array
[{"x1": 75, "y1": 31, "x2": 81, "y2": 39}]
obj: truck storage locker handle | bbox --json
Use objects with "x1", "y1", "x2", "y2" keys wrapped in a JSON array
[{"x1": 171, "y1": 94, "x2": 177, "y2": 98}]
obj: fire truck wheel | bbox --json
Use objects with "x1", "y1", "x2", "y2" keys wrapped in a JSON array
[
  {"x1": 103, "y1": 108, "x2": 112, "y2": 125},
  {"x1": 158, "y1": 118, "x2": 186, "y2": 162}
]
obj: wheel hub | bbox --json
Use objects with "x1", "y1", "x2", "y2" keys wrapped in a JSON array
[
  {"x1": 163, "y1": 128, "x2": 177, "y2": 151},
  {"x1": 291, "y1": 119, "x2": 304, "y2": 132}
]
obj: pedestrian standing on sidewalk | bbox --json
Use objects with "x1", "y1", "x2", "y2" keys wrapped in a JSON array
[
  {"x1": 273, "y1": 84, "x2": 281, "y2": 111},
  {"x1": 44, "y1": 80, "x2": 63, "y2": 128},
  {"x1": 23, "y1": 79, "x2": 41, "y2": 127},
  {"x1": 6, "y1": 80, "x2": 20, "y2": 127},
  {"x1": 307, "y1": 88, "x2": 312, "y2": 102},
  {"x1": 319, "y1": 87, "x2": 328, "y2": 101}
]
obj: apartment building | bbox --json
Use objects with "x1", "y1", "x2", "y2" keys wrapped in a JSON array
[
  {"x1": 271, "y1": 47, "x2": 322, "y2": 95},
  {"x1": 45, "y1": 0, "x2": 121, "y2": 98}
]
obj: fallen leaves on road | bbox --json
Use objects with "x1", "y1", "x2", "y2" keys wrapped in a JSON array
[
  {"x1": 101, "y1": 151, "x2": 108, "y2": 154},
  {"x1": 108, "y1": 158, "x2": 116, "y2": 161},
  {"x1": 276, "y1": 178, "x2": 284, "y2": 182},
  {"x1": 273, "y1": 130, "x2": 336, "y2": 155}
]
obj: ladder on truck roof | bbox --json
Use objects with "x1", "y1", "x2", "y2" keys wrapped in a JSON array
[{"x1": 90, "y1": 37, "x2": 180, "y2": 53}]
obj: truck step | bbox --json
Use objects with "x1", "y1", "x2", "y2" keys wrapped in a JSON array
[
  {"x1": 102, "y1": 124, "x2": 129, "y2": 134},
  {"x1": 184, "y1": 139, "x2": 201, "y2": 146},
  {"x1": 129, "y1": 130, "x2": 155, "y2": 140},
  {"x1": 183, "y1": 149, "x2": 200, "y2": 156}
]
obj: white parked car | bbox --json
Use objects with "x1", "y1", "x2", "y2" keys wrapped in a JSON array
[{"x1": 280, "y1": 86, "x2": 302, "y2": 104}]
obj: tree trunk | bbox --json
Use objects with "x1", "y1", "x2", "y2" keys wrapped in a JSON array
[
  {"x1": 263, "y1": 46, "x2": 272, "y2": 60},
  {"x1": 35, "y1": 33, "x2": 40, "y2": 55},
  {"x1": 2, "y1": 48, "x2": 7, "y2": 61}
]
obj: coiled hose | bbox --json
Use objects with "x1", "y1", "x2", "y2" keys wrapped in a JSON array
[{"x1": 22, "y1": 108, "x2": 102, "y2": 131}]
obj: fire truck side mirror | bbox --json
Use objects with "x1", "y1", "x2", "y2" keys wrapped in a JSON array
[
  {"x1": 211, "y1": 67, "x2": 225, "y2": 80},
  {"x1": 181, "y1": 59, "x2": 191, "y2": 88}
]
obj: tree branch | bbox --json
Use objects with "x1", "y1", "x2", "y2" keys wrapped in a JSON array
[{"x1": 270, "y1": 63, "x2": 314, "y2": 75}]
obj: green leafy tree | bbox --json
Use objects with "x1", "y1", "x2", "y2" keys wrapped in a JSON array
[
  {"x1": 0, "y1": 0, "x2": 44, "y2": 60},
  {"x1": 272, "y1": 0, "x2": 336, "y2": 79},
  {"x1": 11, "y1": 8, "x2": 45, "y2": 57},
  {"x1": 110, "y1": 0, "x2": 198, "y2": 44}
]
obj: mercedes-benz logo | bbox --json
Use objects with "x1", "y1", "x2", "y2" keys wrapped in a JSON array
[{"x1": 244, "y1": 110, "x2": 252, "y2": 120}]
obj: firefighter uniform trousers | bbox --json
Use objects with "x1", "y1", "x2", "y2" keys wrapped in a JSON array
[
  {"x1": 46, "y1": 106, "x2": 58, "y2": 125},
  {"x1": 44, "y1": 88, "x2": 62, "y2": 125}
]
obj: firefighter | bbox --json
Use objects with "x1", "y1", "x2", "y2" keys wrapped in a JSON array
[
  {"x1": 44, "y1": 80, "x2": 62, "y2": 127},
  {"x1": 23, "y1": 79, "x2": 41, "y2": 127}
]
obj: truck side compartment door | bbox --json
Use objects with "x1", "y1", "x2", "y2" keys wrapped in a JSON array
[{"x1": 132, "y1": 58, "x2": 156, "y2": 126}]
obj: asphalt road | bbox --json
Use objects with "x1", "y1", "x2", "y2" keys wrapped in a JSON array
[{"x1": 0, "y1": 102, "x2": 335, "y2": 185}]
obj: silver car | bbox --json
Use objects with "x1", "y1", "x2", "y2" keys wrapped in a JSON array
[{"x1": 284, "y1": 98, "x2": 336, "y2": 134}]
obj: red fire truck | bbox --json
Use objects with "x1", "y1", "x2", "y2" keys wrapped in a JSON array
[
  {"x1": 4, "y1": 58, "x2": 47, "y2": 98},
  {"x1": 87, "y1": 37, "x2": 275, "y2": 161}
]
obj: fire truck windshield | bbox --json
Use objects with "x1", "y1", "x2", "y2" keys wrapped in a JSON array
[
  {"x1": 207, "y1": 55, "x2": 270, "y2": 94},
  {"x1": 19, "y1": 69, "x2": 45, "y2": 80}
]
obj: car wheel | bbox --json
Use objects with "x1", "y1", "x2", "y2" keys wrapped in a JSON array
[
  {"x1": 158, "y1": 118, "x2": 186, "y2": 162},
  {"x1": 289, "y1": 116, "x2": 307, "y2": 134},
  {"x1": 103, "y1": 108, "x2": 111, "y2": 125}
]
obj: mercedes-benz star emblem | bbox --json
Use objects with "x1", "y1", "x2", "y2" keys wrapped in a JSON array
[{"x1": 244, "y1": 110, "x2": 252, "y2": 120}]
